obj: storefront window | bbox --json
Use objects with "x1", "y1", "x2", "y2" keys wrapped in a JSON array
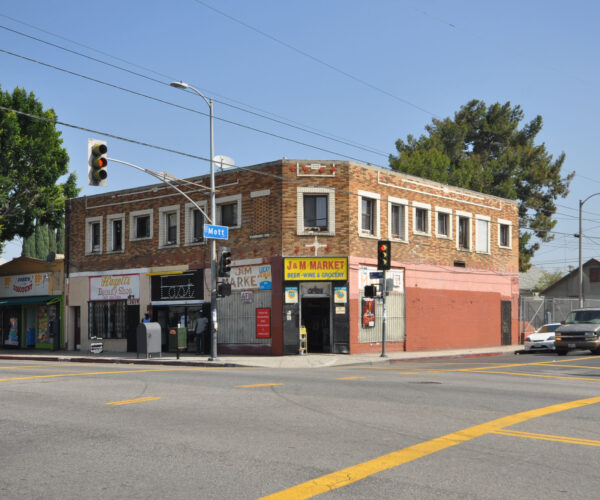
[{"x1": 88, "y1": 300, "x2": 126, "y2": 339}]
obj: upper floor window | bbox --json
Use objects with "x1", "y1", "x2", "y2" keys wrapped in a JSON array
[
  {"x1": 476, "y1": 215, "x2": 490, "y2": 254},
  {"x1": 362, "y1": 198, "x2": 375, "y2": 234},
  {"x1": 388, "y1": 196, "x2": 408, "y2": 242},
  {"x1": 107, "y1": 214, "x2": 124, "y2": 252},
  {"x1": 297, "y1": 187, "x2": 335, "y2": 235},
  {"x1": 129, "y1": 209, "x2": 153, "y2": 241},
  {"x1": 413, "y1": 202, "x2": 431, "y2": 236},
  {"x1": 216, "y1": 194, "x2": 242, "y2": 228},
  {"x1": 185, "y1": 202, "x2": 207, "y2": 245},
  {"x1": 159, "y1": 205, "x2": 180, "y2": 248},
  {"x1": 358, "y1": 190, "x2": 380, "y2": 238},
  {"x1": 435, "y1": 207, "x2": 452, "y2": 239},
  {"x1": 304, "y1": 195, "x2": 328, "y2": 232},
  {"x1": 498, "y1": 219, "x2": 512, "y2": 249},
  {"x1": 85, "y1": 216, "x2": 103, "y2": 255},
  {"x1": 457, "y1": 212, "x2": 472, "y2": 251}
]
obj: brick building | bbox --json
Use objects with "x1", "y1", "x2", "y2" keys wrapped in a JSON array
[{"x1": 65, "y1": 159, "x2": 519, "y2": 354}]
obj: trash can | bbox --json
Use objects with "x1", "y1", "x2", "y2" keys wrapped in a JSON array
[
  {"x1": 137, "y1": 322, "x2": 162, "y2": 358},
  {"x1": 168, "y1": 327, "x2": 187, "y2": 358}
]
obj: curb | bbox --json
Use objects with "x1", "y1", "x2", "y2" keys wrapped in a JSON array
[{"x1": 0, "y1": 354, "x2": 247, "y2": 368}]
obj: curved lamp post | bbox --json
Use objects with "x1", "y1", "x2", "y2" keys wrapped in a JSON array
[
  {"x1": 170, "y1": 81, "x2": 218, "y2": 360},
  {"x1": 578, "y1": 193, "x2": 600, "y2": 308}
]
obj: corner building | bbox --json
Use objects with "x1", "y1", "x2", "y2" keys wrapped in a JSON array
[{"x1": 65, "y1": 160, "x2": 519, "y2": 355}]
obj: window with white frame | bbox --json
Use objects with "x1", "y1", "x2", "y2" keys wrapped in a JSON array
[
  {"x1": 107, "y1": 213, "x2": 125, "y2": 252},
  {"x1": 159, "y1": 205, "x2": 180, "y2": 248},
  {"x1": 457, "y1": 211, "x2": 472, "y2": 251},
  {"x1": 297, "y1": 187, "x2": 335, "y2": 235},
  {"x1": 216, "y1": 194, "x2": 241, "y2": 228},
  {"x1": 413, "y1": 202, "x2": 431, "y2": 236},
  {"x1": 476, "y1": 215, "x2": 491, "y2": 254},
  {"x1": 358, "y1": 190, "x2": 380, "y2": 237},
  {"x1": 498, "y1": 219, "x2": 512, "y2": 248},
  {"x1": 435, "y1": 207, "x2": 452, "y2": 238},
  {"x1": 185, "y1": 201, "x2": 207, "y2": 245},
  {"x1": 388, "y1": 196, "x2": 408, "y2": 242},
  {"x1": 129, "y1": 209, "x2": 153, "y2": 241},
  {"x1": 85, "y1": 216, "x2": 103, "y2": 255}
]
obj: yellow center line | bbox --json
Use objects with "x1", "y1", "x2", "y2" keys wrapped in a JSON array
[
  {"x1": 492, "y1": 429, "x2": 600, "y2": 447},
  {"x1": 336, "y1": 376, "x2": 365, "y2": 380},
  {"x1": 259, "y1": 395, "x2": 600, "y2": 500},
  {"x1": 235, "y1": 383, "x2": 283, "y2": 388},
  {"x1": 462, "y1": 370, "x2": 600, "y2": 382},
  {"x1": 106, "y1": 396, "x2": 161, "y2": 406}
]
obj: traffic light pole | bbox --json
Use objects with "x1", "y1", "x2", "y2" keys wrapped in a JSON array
[
  {"x1": 105, "y1": 157, "x2": 219, "y2": 356},
  {"x1": 381, "y1": 271, "x2": 387, "y2": 357}
]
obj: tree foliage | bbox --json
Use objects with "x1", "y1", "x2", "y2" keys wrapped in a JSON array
[
  {"x1": 534, "y1": 269, "x2": 565, "y2": 293},
  {"x1": 0, "y1": 85, "x2": 78, "y2": 253},
  {"x1": 389, "y1": 100, "x2": 574, "y2": 271}
]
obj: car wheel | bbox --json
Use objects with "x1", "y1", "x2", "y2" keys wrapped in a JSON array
[
  {"x1": 592, "y1": 348, "x2": 600, "y2": 355},
  {"x1": 556, "y1": 348, "x2": 568, "y2": 356}
]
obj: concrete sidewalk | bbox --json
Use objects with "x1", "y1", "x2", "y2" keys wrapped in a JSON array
[{"x1": 0, "y1": 345, "x2": 520, "y2": 368}]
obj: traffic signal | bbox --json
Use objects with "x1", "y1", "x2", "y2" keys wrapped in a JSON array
[
  {"x1": 377, "y1": 240, "x2": 391, "y2": 270},
  {"x1": 88, "y1": 138, "x2": 108, "y2": 186},
  {"x1": 364, "y1": 285, "x2": 376, "y2": 298},
  {"x1": 218, "y1": 248, "x2": 232, "y2": 277},
  {"x1": 217, "y1": 283, "x2": 232, "y2": 297}
]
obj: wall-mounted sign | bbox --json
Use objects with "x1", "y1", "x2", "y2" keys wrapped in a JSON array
[
  {"x1": 221, "y1": 265, "x2": 272, "y2": 290},
  {"x1": 334, "y1": 286, "x2": 347, "y2": 303},
  {"x1": 150, "y1": 271, "x2": 203, "y2": 302},
  {"x1": 90, "y1": 274, "x2": 140, "y2": 301},
  {"x1": 285, "y1": 287, "x2": 298, "y2": 304},
  {"x1": 256, "y1": 307, "x2": 271, "y2": 338},
  {"x1": 284, "y1": 257, "x2": 348, "y2": 281},
  {"x1": 362, "y1": 298, "x2": 375, "y2": 328},
  {"x1": 0, "y1": 274, "x2": 50, "y2": 298},
  {"x1": 359, "y1": 267, "x2": 404, "y2": 293}
]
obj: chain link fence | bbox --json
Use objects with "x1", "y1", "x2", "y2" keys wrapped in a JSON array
[{"x1": 519, "y1": 296, "x2": 600, "y2": 342}]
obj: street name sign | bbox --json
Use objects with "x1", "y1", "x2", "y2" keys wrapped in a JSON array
[{"x1": 204, "y1": 224, "x2": 229, "y2": 240}]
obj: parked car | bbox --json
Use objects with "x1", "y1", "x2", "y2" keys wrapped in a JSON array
[
  {"x1": 524, "y1": 323, "x2": 561, "y2": 351},
  {"x1": 554, "y1": 308, "x2": 600, "y2": 356}
]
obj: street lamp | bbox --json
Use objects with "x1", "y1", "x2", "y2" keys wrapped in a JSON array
[
  {"x1": 170, "y1": 80, "x2": 218, "y2": 360},
  {"x1": 577, "y1": 192, "x2": 600, "y2": 308}
]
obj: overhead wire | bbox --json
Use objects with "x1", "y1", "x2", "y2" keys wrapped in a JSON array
[
  {"x1": 191, "y1": 0, "x2": 436, "y2": 117},
  {"x1": 0, "y1": 48, "x2": 386, "y2": 167},
  {"x1": 0, "y1": 22, "x2": 388, "y2": 158}
]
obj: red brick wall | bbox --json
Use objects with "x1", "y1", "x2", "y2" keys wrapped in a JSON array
[{"x1": 405, "y1": 287, "x2": 504, "y2": 351}]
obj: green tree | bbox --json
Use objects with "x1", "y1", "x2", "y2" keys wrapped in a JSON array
[
  {"x1": 34, "y1": 224, "x2": 49, "y2": 260},
  {"x1": 55, "y1": 224, "x2": 65, "y2": 254},
  {"x1": 389, "y1": 100, "x2": 574, "y2": 271},
  {"x1": 0, "y1": 85, "x2": 77, "y2": 253},
  {"x1": 535, "y1": 269, "x2": 565, "y2": 293}
]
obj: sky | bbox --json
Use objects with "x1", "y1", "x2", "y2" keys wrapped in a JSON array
[{"x1": 1, "y1": 0, "x2": 599, "y2": 273}]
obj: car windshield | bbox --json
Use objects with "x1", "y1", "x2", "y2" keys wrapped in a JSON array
[
  {"x1": 565, "y1": 310, "x2": 600, "y2": 324},
  {"x1": 538, "y1": 324, "x2": 560, "y2": 333}
]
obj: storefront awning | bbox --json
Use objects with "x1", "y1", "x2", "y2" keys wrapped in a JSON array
[{"x1": 0, "y1": 295, "x2": 61, "y2": 306}]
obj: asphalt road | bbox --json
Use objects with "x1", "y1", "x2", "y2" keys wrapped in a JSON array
[{"x1": 1, "y1": 351, "x2": 600, "y2": 499}]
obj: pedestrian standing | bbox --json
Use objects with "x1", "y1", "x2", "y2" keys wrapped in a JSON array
[{"x1": 195, "y1": 314, "x2": 208, "y2": 354}]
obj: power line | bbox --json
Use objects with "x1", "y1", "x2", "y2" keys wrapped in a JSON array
[
  {"x1": 0, "y1": 21, "x2": 388, "y2": 159},
  {"x1": 0, "y1": 48, "x2": 386, "y2": 167},
  {"x1": 191, "y1": 0, "x2": 436, "y2": 117}
]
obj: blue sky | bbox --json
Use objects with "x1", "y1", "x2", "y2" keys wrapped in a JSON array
[{"x1": 1, "y1": 0, "x2": 599, "y2": 272}]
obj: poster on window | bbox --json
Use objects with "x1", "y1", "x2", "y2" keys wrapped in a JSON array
[
  {"x1": 362, "y1": 298, "x2": 375, "y2": 328},
  {"x1": 5, "y1": 317, "x2": 19, "y2": 345}
]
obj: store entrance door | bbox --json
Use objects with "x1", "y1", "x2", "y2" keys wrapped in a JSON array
[{"x1": 301, "y1": 297, "x2": 331, "y2": 353}]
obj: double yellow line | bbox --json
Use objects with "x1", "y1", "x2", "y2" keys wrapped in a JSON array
[{"x1": 260, "y1": 395, "x2": 600, "y2": 499}]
